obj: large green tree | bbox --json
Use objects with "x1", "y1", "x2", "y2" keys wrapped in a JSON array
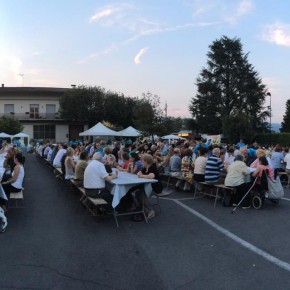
[
  {"x1": 189, "y1": 36, "x2": 267, "y2": 141},
  {"x1": 281, "y1": 99, "x2": 290, "y2": 132},
  {"x1": 0, "y1": 117, "x2": 23, "y2": 135},
  {"x1": 133, "y1": 92, "x2": 164, "y2": 137}
]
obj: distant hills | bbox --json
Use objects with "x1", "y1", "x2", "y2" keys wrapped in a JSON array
[{"x1": 271, "y1": 123, "x2": 281, "y2": 132}]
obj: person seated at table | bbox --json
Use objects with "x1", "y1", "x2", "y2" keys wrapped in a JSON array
[
  {"x1": 127, "y1": 152, "x2": 143, "y2": 174},
  {"x1": 193, "y1": 147, "x2": 208, "y2": 192},
  {"x1": 103, "y1": 147, "x2": 112, "y2": 164},
  {"x1": 135, "y1": 154, "x2": 163, "y2": 219},
  {"x1": 239, "y1": 147, "x2": 255, "y2": 167},
  {"x1": 271, "y1": 144, "x2": 285, "y2": 172},
  {"x1": 53, "y1": 144, "x2": 67, "y2": 168},
  {"x1": 2, "y1": 147, "x2": 16, "y2": 182},
  {"x1": 224, "y1": 155, "x2": 251, "y2": 208},
  {"x1": 169, "y1": 148, "x2": 181, "y2": 172},
  {"x1": 205, "y1": 147, "x2": 224, "y2": 184},
  {"x1": 176, "y1": 148, "x2": 194, "y2": 191},
  {"x1": 104, "y1": 154, "x2": 118, "y2": 173},
  {"x1": 224, "y1": 147, "x2": 235, "y2": 166},
  {"x1": 250, "y1": 149, "x2": 272, "y2": 168},
  {"x1": 0, "y1": 153, "x2": 25, "y2": 212},
  {"x1": 64, "y1": 147, "x2": 75, "y2": 180},
  {"x1": 83, "y1": 152, "x2": 117, "y2": 203},
  {"x1": 161, "y1": 147, "x2": 174, "y2": 173},
  {"x1": 74, "y1": 151, "x2": 88, "y2": 187},
  {"x1": 252, "y1": 156, "x2": 275, "y2": 185},
  {"x1": 117, "y1": 152, "x2": 130, "y2": 171}
]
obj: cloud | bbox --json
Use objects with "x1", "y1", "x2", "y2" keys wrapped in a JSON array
[
  {"x1": 77, "y1": 44, "x2": 117, "y2": 64},
  {"x1": 126, "y1": 21, "x2": 216, "y2": 42},
  {"x1": 185, "y1": 0, "x2": 254, "y2": 25},
  {"x1": 90, "y1": 6, "x2": 116, "y2": 23},
  {"x1": 236, "y1": 0, "x2": 254, "y2": 16},
  {"x1": 262, "y1": 22, "x2": 290, "y2": 47},
  {"x1": 89, "y1": 3, "x2": 135, "y2": 26},
  {"x1": 134, "y1": 47, "x2": 149, "y2": 64},
  {"x1": 0, "y1": 53, "x2": 22, "y2": 84},
  {"x1": 224, "y1": 0, "x2": 254, "y2": 24}
]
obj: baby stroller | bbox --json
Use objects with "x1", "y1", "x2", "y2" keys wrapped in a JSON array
[{"x1": 232, "y1": 170, "x2": 284, "y2": 213}]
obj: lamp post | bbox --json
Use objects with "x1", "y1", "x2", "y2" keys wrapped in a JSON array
[{"x1": 266, "y1": 92, "x2": 272, "y2": 145}]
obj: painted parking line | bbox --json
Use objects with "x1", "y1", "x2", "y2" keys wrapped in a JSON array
[
  {"x1": 174, "y1": 199, "x2": 290, "y2": 273},
  {"x1": 282, "y1": 197, "x2": 290, "y2": 202}
]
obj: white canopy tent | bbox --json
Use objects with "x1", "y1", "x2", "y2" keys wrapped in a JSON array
[
  {"x1": 118, "y1": 126, "x2": 141, "y2": 137},
  {"x1": 0, "y1": 132, "x2": 12, "y2": 138},
  {"x1": 79, "y1": 122, "x2": 121, "y2": 136},
  {"x1": 161, "y1": 134, "x2": 186, "y2": 140},
  {"x1": 13, "y1": 132, "x2": 29, "y2": 138},
  {"x1": 13, "y1": 132, "x2": 30, "y2": 146}
]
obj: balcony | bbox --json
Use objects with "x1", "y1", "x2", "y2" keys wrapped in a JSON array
[{"x1": 1, "y1": 112, "x2": 63, "y2": 120}]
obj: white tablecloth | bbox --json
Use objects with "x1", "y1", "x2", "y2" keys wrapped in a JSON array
[{"x1": 108, "y1": 171, "x2": 157, "y2": 208}]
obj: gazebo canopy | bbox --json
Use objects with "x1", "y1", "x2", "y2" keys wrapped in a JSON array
[
  {"x1": 0, "y1": 132, "x2": 12, "y2": 138},
  {"x1": 119, "y1": 126, "x2": 141, "y2": 137},
  {"x1": 13, "y1": 132, "x2": 29, "y2": 138},
  {"x1": 79, "y1": 122, "x2": 120, "y2": 136},
  {"x1": 161, "y1": 134, "x2": 186, "y2": 140}
]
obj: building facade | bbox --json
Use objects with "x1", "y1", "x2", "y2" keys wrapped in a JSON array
[{"x1": 0, "y1": 86, "x2": 86, "y2": 143}]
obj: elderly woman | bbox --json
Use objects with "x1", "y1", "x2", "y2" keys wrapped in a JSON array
[
  {"x1": 250, "y1": 149, "x2": 272, "y2": 168},
  {"x1": 225, "y1": 155, "x2": 251, "y2": 209}
]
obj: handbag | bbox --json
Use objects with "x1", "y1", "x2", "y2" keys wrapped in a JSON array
[{"x1": 266, "y1": 175, "x2": 284, "y2": 199}]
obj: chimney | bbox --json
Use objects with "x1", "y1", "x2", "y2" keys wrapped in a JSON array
[{"x1": 1, "y1": 84, "x2": 4, "y2": 88}]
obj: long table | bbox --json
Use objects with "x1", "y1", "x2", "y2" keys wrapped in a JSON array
[{"x1": 108, "y1": 171, "x2": 157, "y2": 208}]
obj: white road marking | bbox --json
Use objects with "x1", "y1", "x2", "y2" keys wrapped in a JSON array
[
  {"x1": 282, "y1": 197, "x2": 290, "y2": 202},
  {"x1": 174, "y1": 199, "x2": 290, "y2": 273}
]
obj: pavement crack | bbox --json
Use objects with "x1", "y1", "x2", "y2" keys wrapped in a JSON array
[{"x1": 14, "y1": 264, "x2": 124, "y2": 290}]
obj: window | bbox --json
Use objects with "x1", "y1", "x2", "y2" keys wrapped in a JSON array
[
  {"x1": 46, "y1": 104, "x2": 56, "y2": 119},
  {"x1": 30, "y1": 104, "x2": 39, "y2": 118},
  {"x1": 33, "y1": 125, "x2": 55, "y2": 140},
  {"x1": 4, "y1": 104, "x2": 14, "y2": 116}
]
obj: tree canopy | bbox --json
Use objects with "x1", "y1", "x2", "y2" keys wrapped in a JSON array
[
  {"x1": 281, "y1": 99, "x2": 290, "y2": 132},
  {"x1": 0, "y1": 117, "x2": 24, "y2": 135},
  {"x1": 59, "y1": 86, "x2": 185, "y2": 136},
  {"x1": 189, "y1": 36, "x2": 268, "y2": 142}
]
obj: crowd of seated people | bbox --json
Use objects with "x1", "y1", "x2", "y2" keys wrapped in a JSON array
[{"x1": 35, "y1": 137, "x2": 290, "y2": 214}]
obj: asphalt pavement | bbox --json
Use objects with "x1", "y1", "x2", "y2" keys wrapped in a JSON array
[{"x1": 1, "y1": 153, "x2": 290, "y2": 290}]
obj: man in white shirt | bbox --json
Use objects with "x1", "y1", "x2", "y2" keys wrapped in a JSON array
[
  {"x1": 84, "y1": 152, "x2": 117, "y2": 203},
  {"x1": 53, "y1": 144, "x2": 67, "y2": 167}
]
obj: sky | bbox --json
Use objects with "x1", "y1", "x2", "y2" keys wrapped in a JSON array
[{"x1": 0, "y1": 0, "x2": 289, "y2": 124}]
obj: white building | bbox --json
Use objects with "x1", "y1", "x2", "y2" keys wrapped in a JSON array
[{"x1": 0, "y1": 86, "x2": 86, "y2": 143}]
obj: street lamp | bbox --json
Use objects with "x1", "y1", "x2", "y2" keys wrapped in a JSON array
[{"x1": 266, "y1": 92, "x2": 271, "y2": 145}]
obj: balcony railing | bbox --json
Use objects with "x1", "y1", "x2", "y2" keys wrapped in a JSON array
[{"x1": 1, "y1": 112, "x2": 63, "y2": 120}]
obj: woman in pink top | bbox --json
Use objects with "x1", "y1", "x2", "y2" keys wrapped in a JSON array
[{"x1": 252, "y1": 156, "x2": 275, "y2": 182}]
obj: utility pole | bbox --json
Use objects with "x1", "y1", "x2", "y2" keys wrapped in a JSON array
[{"x1": 164, "y1": 101, "x2": 167, "y2": 117}]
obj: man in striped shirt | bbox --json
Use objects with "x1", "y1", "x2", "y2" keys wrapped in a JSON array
[{"x1": 205, "y1": 147, "x2": 224, "y2": 184}]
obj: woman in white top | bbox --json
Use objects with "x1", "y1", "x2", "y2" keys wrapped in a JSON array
[
  {"x1": 1, "y1": 153, "x2": 25, "y2": 211},
  {"x1": 193, "y1": 147, "x2": 208, "y2": 182},
  {"x1": 64, "y1": 147, "x2": 75, "y2": 180}
]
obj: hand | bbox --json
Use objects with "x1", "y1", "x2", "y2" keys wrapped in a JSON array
[{"x1": 137, "y1": 171, "x2": 142, "y2": 178}]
